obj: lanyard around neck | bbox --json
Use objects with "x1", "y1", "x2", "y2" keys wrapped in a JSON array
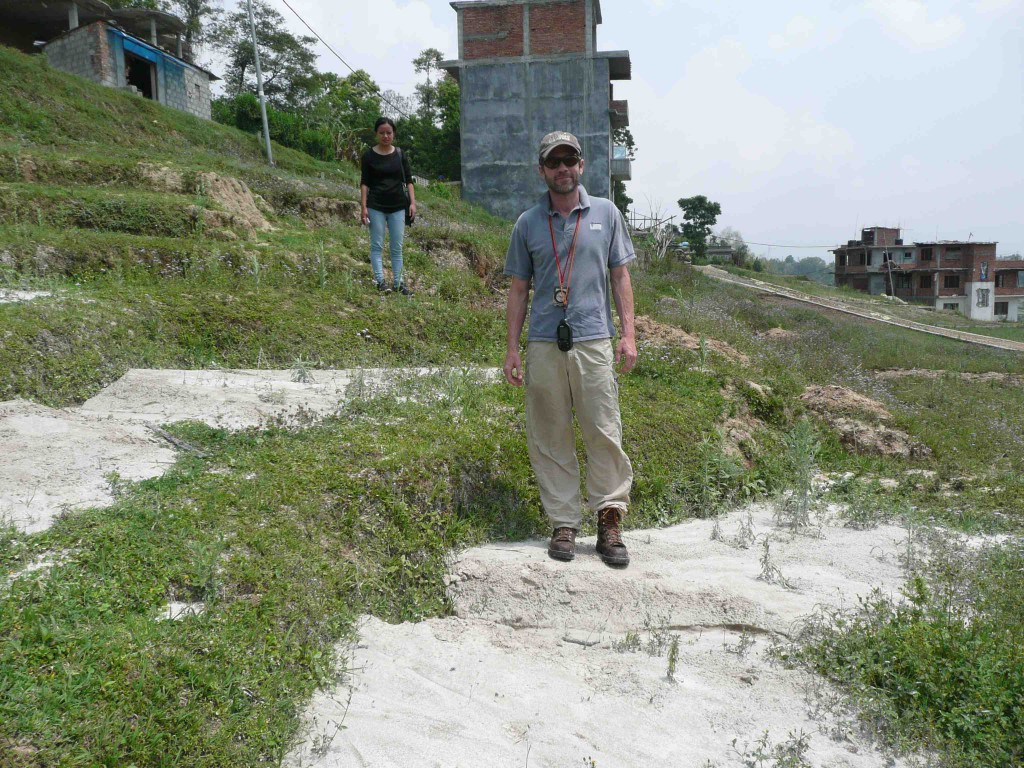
[{"x1": 548, "y1": 211, "x2": 582, "y2": 305}]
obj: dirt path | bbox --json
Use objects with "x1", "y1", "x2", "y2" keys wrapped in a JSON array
[
  {"x1": 285, "y1": 505, "x2": 914, "y2": 768},
  {"x1": 697, "y1": 266, "x2": 1024, "y2": 353}
]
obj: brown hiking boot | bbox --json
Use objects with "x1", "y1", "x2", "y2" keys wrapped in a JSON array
[
  {"x1": 548, "y1": 527, "x2": 577, "y2": 561},
  {"x1": 596, "y1": 506, "x2": 630, "y2": 566}
]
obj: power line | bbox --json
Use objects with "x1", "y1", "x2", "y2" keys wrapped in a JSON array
[
  {"x1": 275, "y1": 0, "x2": 413, "y2": 119},
  {"x1": 711, "y1": 232, "x2": 838, "y2": 249}
]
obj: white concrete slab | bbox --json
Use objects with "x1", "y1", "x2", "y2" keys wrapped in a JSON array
[
  {"x1": 0, "y1": 290, "x2": 52, "y2": 304},
  {"x1": 1, "y1": 367, "x2": 502, "y2": 533},
  {"x1": 78, "y1": 367, "x2": 502, "y2": 429},
  {"x1": 0, "y1": 399, "x2": 175, "y2": 534},
  {"x1": 286, "y1": 505, "x2": 915, "y2": 768}
]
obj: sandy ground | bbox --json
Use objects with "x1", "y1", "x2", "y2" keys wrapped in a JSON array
[
  {"x1": 3, "y1": 365, "x2": 919, "y2": 764},
  {"x1": 0, "y1": 367, "x2": 500, "y2": 533},
  {"x1": 0, "y1": 398, "x2": 176, "y2": 534},
  {"x1": 285, "y1": 505, "x2": 914, "y2": 768},
  {"x1": 0, "y1": 290, "x2": 51, "y2": 303}
]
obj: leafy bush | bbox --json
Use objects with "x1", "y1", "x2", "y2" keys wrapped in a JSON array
[{"x1": 789, "y1": 546, "x2": 1024, "y2": 767}]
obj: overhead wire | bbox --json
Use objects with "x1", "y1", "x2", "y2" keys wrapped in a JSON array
[
  {"x1": 274, "y1": 0, "x2": 414, "y2": 119},
  {"x1": 710, "y1": 232, "x2": 839, "y2": 249}
]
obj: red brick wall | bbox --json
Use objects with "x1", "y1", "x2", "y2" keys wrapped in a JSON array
[
  {"x1": 530, "y1": 0, "x2": 586, "y2": 55},
  {"x1": 463, "y1": 5, "x2": 524, "y2": 59},
  {"x1": 93, "y1": 23, "x2": 115, "y2": 86}
]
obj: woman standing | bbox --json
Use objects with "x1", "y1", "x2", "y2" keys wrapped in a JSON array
[{"x1": 360, "y1": 117, "x2": 416, "y2": 295}]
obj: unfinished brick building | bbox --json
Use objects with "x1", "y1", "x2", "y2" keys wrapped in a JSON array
[
  {"x1": 833, "y1": 227, "x2": 1024, "y2": 321},
  {"x1": 440, "y1": 0, "x2": 631, "y2": 220},
  {"x1": 1, "y1": 0, "x2": 217, "y2": 121}
]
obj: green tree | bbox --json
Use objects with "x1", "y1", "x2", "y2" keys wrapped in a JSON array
[
  {"x1": 715, "y1": 226, "x2": 751, "y2": 267},
  {"x1": 613, "y1": 126, "x2": 636, "y2": 160},
  {"x1": 612, "y1": 126, "x2": 636, "y2": 216},
  {"x1": 106, "y1": 0, "x2": 219, "y2": 62},
  {"x1": 379, "y1": 89, "x2": 416, "y2": 122},
  {"x1": 172, "y1": 0, "x2": 220, "y2": 54},
  {"x1": 613, "y1": 179, "x2": 633, "y2": 217},
  {"x1": 677, "y1": 195, "x2": 721, "y2": 262},
  {"x1": 308, "y1": 70, "x2": 382, "y2": 163},
  {"x1": 106, "y1": 0, "x2": 168, "y2": 9},
  {"x1": 397, "y1": 50, "x2": 461, "y2": 180},
  {"x1": 433, "y1": 76, "x2": 461, "y2": 179},
  {"x1": 412, "y1": 47, "x2": 445, "y2": 124},
  {"x1": 208, "y1": 0, "x2": 318, "y2": 108}
]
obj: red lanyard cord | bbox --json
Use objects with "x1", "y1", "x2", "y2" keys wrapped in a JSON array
[{"x1": 548, "y1": 212, "x2": 582, "y2": 303}]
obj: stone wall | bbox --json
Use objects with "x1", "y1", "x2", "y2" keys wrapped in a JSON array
[
  {"x1": 44, "y1": 23, "x2": 114, "y2": 86},
  {"x1": 162, "y1": 60, "x2": 188, "y2": 114},
  {"x1": 183, "y1": 67, "x2": 213, "y2": 120}
]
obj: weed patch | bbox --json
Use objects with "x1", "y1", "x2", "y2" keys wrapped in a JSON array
[{"x1": 782, "y1": 542, "x2": 1024, "y2": 767}]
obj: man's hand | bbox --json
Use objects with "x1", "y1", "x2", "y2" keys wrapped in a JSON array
[
  {"x1": 504, "y1": 349, "x2": 524, "y2": 386},
  {"x1": 360, "y1": 206, "x2": 369, "y2": 226},
  {"x1": 615, "y1": 335, "x2": 637, "y2": 373}
]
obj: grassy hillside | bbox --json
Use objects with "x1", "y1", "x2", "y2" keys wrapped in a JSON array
[
  {"x1": 720, "y1": 263, "x2": 1024, "y2": 343},
  {"x1": 1, "y1": 45, "x2": 1022, "y2": 767}
]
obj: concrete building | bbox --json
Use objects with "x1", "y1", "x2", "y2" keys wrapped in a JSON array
[
  {"x1": 1, "y1": 0, "x2": 218, "y2": 121},
  {"x1": 440, "y1": 0, "x2": 631, "y2": 220},
  {"x1": 833, "y1": 227, "x2": 1024, "y2": 321}
]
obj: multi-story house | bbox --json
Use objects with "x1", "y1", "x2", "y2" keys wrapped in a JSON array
[
  {"x1": 833, "y1": 227, "x2": 1024, "y2": 321},
  {"x1": 440, "y1": 0, "x2": 631, "y2": 220}
]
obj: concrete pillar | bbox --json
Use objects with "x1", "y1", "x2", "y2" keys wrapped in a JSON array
[
  {"x1": 523, "y1": 4, "x2": 530, "y2": 56},
  {"x1": 457, "y1": 9, "x2": 464, "y2": 59},
  {"x1": 149, "y1": 17, "x2": 157, "y2": 46},
  {"x1": 584, "y1": 0, "x2": 593, "y2": 54},
  {"x1": 68, "y1": 2, "x2": 79, "y2": 30}
]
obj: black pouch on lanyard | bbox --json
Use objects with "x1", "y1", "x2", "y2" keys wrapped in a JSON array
[{"x1": 556, "y1": 318, "x2": 573, "y2": 351}]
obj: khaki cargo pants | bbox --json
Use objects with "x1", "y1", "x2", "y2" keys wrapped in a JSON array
[{"x1": 525, "y1": 339, "x2": 633, "y2": 530}]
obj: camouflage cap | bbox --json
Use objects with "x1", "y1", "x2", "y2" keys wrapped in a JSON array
[{"x1": 538, "y1": 131, "x2": 582, "y2": 161}]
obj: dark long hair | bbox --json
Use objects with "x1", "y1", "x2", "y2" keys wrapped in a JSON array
[{"x1": 374, "y1": 117, "x2": 396, "y2": 132}]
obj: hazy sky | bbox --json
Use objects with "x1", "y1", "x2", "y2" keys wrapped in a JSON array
[{"x1": 222, "y1": 0, "x2": 1023, "y2": 262}]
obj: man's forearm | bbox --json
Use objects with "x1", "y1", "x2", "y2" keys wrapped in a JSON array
[
  {"x1": 506, "y1": 279, "x2": 530, "y2": 351},
  {"x1": 610, "y1": 266, "x2": 635, "y2": 339}
]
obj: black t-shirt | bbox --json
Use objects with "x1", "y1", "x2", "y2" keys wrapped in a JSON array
[{"x1": 360, "y1": 148, "x2": 413, "y2": 214}]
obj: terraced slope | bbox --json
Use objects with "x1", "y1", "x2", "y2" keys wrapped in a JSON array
[{"x1": 1, "y1": 43, "x2": 1022, "y2": 768}]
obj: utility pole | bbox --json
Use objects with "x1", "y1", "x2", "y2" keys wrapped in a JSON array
[{"x1": 245, "y1": 0, "x2": 274, "y2": 166}]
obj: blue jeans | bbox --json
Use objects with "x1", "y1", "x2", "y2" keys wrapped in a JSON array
[{"x1": 368, "y1": 208, "x2": 405, "y2": 287}]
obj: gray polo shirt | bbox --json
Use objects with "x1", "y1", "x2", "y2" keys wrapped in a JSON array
[{"x1": 504, "y1": 186, "x2": 636, "y2": 342}]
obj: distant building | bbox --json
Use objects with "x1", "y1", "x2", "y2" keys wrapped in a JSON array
[
  {"x1": 440, "y1": 0, "x2": 631, "y2": 220},
  {"x1": 1, "y1": 0, "x2": 218, "y2": 121},
  {"x1": 833, "y1": 227, "x2": 1024, "y2": 321}
]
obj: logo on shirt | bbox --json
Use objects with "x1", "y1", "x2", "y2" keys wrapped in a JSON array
[{"x1": 590, "y1": 223, "x2": 603, "y2": 231}]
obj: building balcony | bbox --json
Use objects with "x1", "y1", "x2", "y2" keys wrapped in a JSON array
[
  {"x1": 611, "y1": 145, "x2": 631, "y2": 180},
  {"x1": 609, "y1": 99, "x2": 629, "y2": 129}
]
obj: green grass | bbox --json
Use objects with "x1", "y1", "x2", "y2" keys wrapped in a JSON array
[
  {"x1": 783, "y1": 546, "x2": 1024, "y2": 768},
  {"x1": 2, "y1": 41, "x2": 1024, "y2": 767},
  {"x1": 0, "y1": 386, "x2": 536, "y2": 765}
]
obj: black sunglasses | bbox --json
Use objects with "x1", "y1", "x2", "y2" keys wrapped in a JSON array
[{"x1": 542, "y1": 154, "x2": 582, "y2": 170}]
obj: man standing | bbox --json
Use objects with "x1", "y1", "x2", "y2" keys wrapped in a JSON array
[{"x1": 503, "y1": 131, "x2": 637, "y2": 566}]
